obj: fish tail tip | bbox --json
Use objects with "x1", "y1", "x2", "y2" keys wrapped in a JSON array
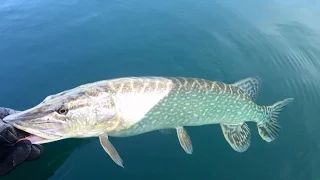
[{"x1": 257, "y1": 97, "x2": 294, "y2": 142}]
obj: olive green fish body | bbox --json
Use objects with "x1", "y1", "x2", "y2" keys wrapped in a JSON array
[
  {"x1": 108, "y1": 77, "x2": 263, "y2": 137},
  {"x1": 3, "y1": 76, "x2": 294, "y2": 167}
]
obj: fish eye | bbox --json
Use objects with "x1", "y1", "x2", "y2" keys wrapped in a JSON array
[{"x1": 56, "y1": 106, "x2": 68, "y2": 115}]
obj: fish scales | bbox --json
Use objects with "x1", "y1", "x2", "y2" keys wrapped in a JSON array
[
  {"x1": 3, "y1": 76, "x2": 294, "y2": 167},
  {"x1": 108, "y1": 77, "x2": 260, "y2": 137}
]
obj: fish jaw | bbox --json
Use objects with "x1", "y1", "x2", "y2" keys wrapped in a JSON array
[
  {"x1": 3, "y1": 112, "x2": 67, "y2": 144},
  {"x1": 3, "y1": 81, "x2": 121, "y2": 144},
  {"x1": 3, "y1": 104, "x2": 118, "y2": 144},
  {"x1": 10, "y1": 121, "x2": 66, "y2": 144},
  {"x1": 18, "y1": 136, "x2": 63, "y2": 144}
]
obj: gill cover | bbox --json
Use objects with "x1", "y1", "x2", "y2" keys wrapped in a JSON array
[{"x1": 3, "y1": 85, "x2": 122, "y2": 143}]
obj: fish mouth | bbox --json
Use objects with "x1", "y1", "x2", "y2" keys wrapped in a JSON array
[
  {"x1": 11, "y1": 122, "x2": 64, "y2": 144},
  {"x1": 3, "y1": 110, "x2": 65, "y2": 144},
  {"x1": 16, "y1": 133, "x2": 52, "y2": 144}
]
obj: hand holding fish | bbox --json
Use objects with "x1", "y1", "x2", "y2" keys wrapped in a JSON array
[{"x1": 0, "y1": 107, "x2": 43, "y2": 176}]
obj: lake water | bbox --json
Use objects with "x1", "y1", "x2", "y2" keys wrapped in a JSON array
[{"x1": 1, "y1": 0, "x2": 320, "y2": 179}]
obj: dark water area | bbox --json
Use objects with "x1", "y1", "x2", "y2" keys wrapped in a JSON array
[{"x1": 1, "y1": 0, "x2": 320, "y2": 179}]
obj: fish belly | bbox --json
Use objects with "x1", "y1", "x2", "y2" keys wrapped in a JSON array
[{"x1": 108, "y1": 80, "x2": 259, "y2": 137}]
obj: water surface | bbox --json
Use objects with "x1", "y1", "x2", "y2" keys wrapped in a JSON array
[{"x1": 1, "y1": 0, "x2": 320, "y2": 179}]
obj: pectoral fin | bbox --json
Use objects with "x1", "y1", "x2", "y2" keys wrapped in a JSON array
[
  {"x1": 176, "y1": 127, "x2": 193, "y2": 154},
  {"x1": 220, "y1": 123, "x2": 251, "y2": 153},
  {"x1": 99, "y1": 134, "x2": 124, "y2": 168}
]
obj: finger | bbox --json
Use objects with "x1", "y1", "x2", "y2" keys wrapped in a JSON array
[
  {"x1": 26, "y1": 144, "x2": 43, "y2": 161},
  {"x1": 0, "y1": 125, "x2": 18, "y2": 144},
  {"x1": 0, "y1": 107, "x2": 19, "y2": 119},
  {"x1": 0, "y1": 108, "x2": 11, "y2": 119},
  {"x1": 10, "y1": 140, "x2": 32, "y2": 164},
  {"x1": 0, "y1": 140, "x2": 31, "y2": 176}
]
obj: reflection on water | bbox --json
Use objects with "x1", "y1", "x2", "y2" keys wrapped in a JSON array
[{"x1": 1, "y1": 0, "x2": 320, "y2": 179}]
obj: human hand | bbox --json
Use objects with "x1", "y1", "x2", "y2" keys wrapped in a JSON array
[{"x1": 0, "y1": 107, "x2": 43, "y2": 176}]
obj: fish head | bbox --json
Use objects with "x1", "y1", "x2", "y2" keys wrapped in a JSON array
[{"x1": 3, "y1": 84, "x2": 119, "y2": 144}]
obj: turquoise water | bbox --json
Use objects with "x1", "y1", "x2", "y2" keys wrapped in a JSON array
[{"x1": 1, "y1": 0, "x2": 320, "y2": 179}]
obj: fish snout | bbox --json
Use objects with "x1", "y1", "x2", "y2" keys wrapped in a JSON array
[
  {"x1": 3, "y1": 108, "x2": 43, "y2": 124},
  {"x1": 3, "y1": 111, "x2": 24, "y2": 123}
]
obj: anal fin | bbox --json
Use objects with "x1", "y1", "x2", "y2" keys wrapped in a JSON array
[
  {"x1": 220, "y1": 123, "x2": 251, "y2": 153},
  {"x1": 99, "y1": 134, "x2": 124, "y2": 168},
  {"x1": 176, "y1": 127, "x2": 193, "y2": 154}
]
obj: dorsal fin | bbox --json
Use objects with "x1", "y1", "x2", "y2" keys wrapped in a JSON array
[{"x1": 232, "y1": 77, "x2": 261, "y2": 101}]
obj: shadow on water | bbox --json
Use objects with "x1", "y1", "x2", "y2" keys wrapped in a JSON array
[{"x1": 3, "y1": 139, "x2": 92, "y2": 180}]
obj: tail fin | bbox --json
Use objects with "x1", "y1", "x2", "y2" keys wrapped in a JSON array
[{"x1": 257, "y1": 98, "x2": 294, "y2": 142}]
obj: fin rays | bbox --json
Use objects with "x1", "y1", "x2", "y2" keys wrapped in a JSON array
[
  {"x1": 257, "y1": 98, "x2": 294, "y2": 142},
  {"x1": 232, "y1": 77, "x2": 261, "y2": 101},
  {"x1": 176, "y1": 127, "x2": 193, "y2": 154},
  {"x1": 221, "y1": 123, "x2": 251, "y2": 153},
  {"x1": 99, "y1": 134, "x2": 124, "y2": 168}
]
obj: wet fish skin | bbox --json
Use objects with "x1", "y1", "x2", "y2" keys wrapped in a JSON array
[
  {"x1": 3, "y1": 76, "x2": 294, "y2": 167},
  {"x1": 107, "y1": 77, "x2": 260, "y2": 137}
]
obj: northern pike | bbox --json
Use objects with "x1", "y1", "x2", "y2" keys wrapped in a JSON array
[{"x1": 3, "y1": 76, "x2": 294, "y2": 167}]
